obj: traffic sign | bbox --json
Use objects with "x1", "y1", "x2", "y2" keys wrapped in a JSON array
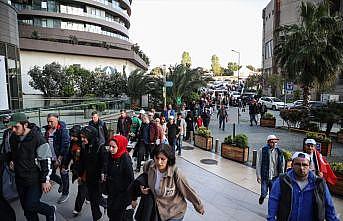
[
  {"x1": 165, "y1": 81, "x2": 173, "y2": 87},
  {"x1": 176, "y1": 97, "x2": 182, "y2": 105},
  {"x1": 285, "y1": 82, "x2": 294, "y2": 91}
]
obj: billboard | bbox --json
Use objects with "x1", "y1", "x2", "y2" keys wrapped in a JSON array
[{"x1": 0, "y1": 55, "x2": 9, "y2": 110}]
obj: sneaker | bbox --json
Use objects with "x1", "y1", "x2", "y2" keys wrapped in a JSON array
[
  {"x1": 58, "y1": 185, "x2": 63, "y2": 193},
  {"x1": 258, "y1": 196, "x2": 265, "y2": 205},
  {"x1": 57, "y1": 194, "x2": 69, "y2": 204},
  {"x1": 72, "y1": 210, "x2": 79, "y2": 217}
]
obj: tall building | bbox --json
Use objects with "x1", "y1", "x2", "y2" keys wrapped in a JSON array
[
  {"x1": 261, "y1": 0, "x2": 343, "y2": 99},
  {"x1": 0, "y1": 0, "x2": 148, "y2": 110}
]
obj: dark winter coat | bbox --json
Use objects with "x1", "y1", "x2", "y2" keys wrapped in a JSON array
[
  {"x1": 89, "y1": 119, "x2": 109, "y2": 146},
  {"x1": 117, "y1": 116, "x2": 132, "y2": 137},
  {"x1": 43, "y1": 121, "x2": 70, "y2": 158}
]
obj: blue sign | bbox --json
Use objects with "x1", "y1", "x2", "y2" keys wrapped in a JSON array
[
  {"x1": 285, "y1": 82, "x2": 294, "y2": 91},
  {"x1": 316, "y1": 143, "x2": 321, "y2": 152},
  {"x1": 165, "y1": 81, "x2": 173, "y2": 87}
]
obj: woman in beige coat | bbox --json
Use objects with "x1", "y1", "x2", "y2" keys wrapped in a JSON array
[{"x1": 132, "y1": 144, "x2": 205, "y2": 221}]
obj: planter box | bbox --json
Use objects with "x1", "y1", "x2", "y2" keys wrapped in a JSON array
[
  {"x1": 260, "y1": 118, "x2": 276, "y2": 128},
  {"x1": 329, "y1": 171, "x2": 343, "y2": 196},
  {"x1": 337, "y1": 132, "x2": 343, "y2": 144},
  {"x1": 221, "y1": 143, "x2": 249, "y2": 163},
  {"x1": 302, "y1": 138, "x2": 332, "y2": 156},
  {"x1": 194, "y1": 134, "x2": 213, "y2": 151}
]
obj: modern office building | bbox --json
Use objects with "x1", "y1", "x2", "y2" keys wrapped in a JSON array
[
  {"x1": 1, "y1": 0, "x2": 148, "y2": 109},
  {"x1": 261, "y1": 0, "x2": 343, "y2": 99},
  {"x1": 0, "y1": 0, "x2": 22, "y2": 110}
]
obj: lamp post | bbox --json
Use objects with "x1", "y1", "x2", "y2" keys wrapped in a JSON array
[{"x1": 231, "y1": 49, "x2": 240, "y2": 124}]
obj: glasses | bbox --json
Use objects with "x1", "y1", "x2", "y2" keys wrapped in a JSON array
[{"x1": 293, "y1": 163, "x2": 309, "y2": 168}]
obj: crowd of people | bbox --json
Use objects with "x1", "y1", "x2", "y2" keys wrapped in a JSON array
[
  {"x1": 0, "y1": 95, "x2": 341, "y2": 221},
  {"x1": 0, "y1": 106, "x2": 206, "y2": 221}
]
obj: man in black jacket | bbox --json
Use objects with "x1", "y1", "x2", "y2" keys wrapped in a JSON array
[
  {"x1": 8, "y1": 112, "x2": 56, "y2": 221},
  {"x1": 89, "y1": 111, "x2": 109, "y2": 147},
  {"x1": 116, "y1": 110, "x2": 132, "y2": 138}
]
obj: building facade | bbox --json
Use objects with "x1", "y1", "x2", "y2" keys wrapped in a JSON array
[
  {"x1": 0, "y1": 0, "x2": 22, "y2": 110},
  {"x1": 1, "y1": 0, "x2": 147, "y2": 110},
  {"x1": 261, "y1": 0, "x2": 343, "y2": 99}
]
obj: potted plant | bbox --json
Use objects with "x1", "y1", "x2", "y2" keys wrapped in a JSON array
[
  {"x1": 337, "y1": 129, "x2": 343, "y2": 143},
  {"x1": 328, "y1": 162, "x2": 343, "y2": 196},
  {"x1": 282, "y1": 149, "x2": 292, "y2": 171},
  {"x1": 194, "y1": 127, "x2": 213, "y2": 151},
  {"x1": 260, "y1": 112, "x2": 276, "y2": 128},
  {"x1": 221, "y1": 134, "x2": 249, "y2": 163},
  {"x1": 303, "y1": 132, "x2": 332, "y2": 156}
]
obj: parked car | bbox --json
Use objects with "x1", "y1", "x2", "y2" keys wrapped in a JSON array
[
  {"x1": 290, "y1": 101, "x2": 327, "y2": 110},
  {"x1": 258, "y1": 97, "x2": 286, "y2": 110}
]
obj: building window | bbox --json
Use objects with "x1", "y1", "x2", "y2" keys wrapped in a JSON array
[{"x1": 264, "y1": 40, "x2": 273, "y2": 59}]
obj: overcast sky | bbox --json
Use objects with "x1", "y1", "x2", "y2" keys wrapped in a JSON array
[{"x1": 129, "y1": 0, "x2": 271, "y2": 70}]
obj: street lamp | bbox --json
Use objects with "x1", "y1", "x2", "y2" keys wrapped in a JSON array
[{"x1": 231, "y1": 49, "x2": 241, "y2": 124}]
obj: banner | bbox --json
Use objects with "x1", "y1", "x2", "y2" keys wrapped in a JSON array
[{"x1": 0, "y1": 55, "x2": 9, "y2": 110}]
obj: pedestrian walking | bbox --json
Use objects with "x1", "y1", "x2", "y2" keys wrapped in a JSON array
[
  {"x1": 185, "y1": 111, "x2": 194, "y2": 141},
  {"x1": 89, "y1": 111, "x2": 109, "y2": 147},
  {"x1": 79, "y1": 125, "x2": 108, "y2": 221},
  {"x1": 196, "y1": 115, "x2": 203, "y2": 129},
  {"x1": 135, "y1": 115, "x2": 150, "y2": 173},
  {"x1": 268, "y1": 152, "x2": 339, "y2": 221},
  {"x1": 304, "y1": 139, "x2": 337, "y2": 185},
  {"x1": 43, "y1": 113, "x2": 70, "y2": 204},
  {"x1": 217, "y1": 104, "x2": 228, "y2": 131},
  {"x1": 106, "y1": 135, "x2": 134, "y2": 221},
  {"x1": 117, "y1": 110, "x2": 132, "y2": 138},
  {"x1": 249, "y1": 100, "x2": 258, "y2": 126},
  {"x1": 134, "y1": 144, "x2": 205, "y2": 221},
  {"x1": 155, "y1": 118, "x2": 166, "y2": 145},
  {"x1": 129, "y1": 112, "x2": 142, "y2": 142},
  {"x1": 256, "y1": 135, "x2": 285, "y2": 205},
  {"x1": 166, "y1": 116, "x2": 179, "y2": 153},
  {"x1": 176, "y1": 113, "x2": 186, "y2": 156},
  {"x1": 8, "y1": 112, "x2": 56, "y2": 221}
]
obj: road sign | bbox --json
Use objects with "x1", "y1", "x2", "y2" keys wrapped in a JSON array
[
  {"x1": 176, "y1": 97, "x2": 182, "y2": 105},
  {"x1": 165, "y1": 81, "x2": 173, "y2": 87},
  {"x1": 285, "y1": 82, "x2": 294, "y2": 91}
]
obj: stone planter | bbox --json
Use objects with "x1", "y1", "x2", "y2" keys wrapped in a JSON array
[
  {"x1": 221, "y1": 143, "x2": 249, "y2": 163},
  {"x1": 194, "y1": 134, "x2": 213, "y2": 151},
  {"x1": 260, "y1": 118, "x2": 276, "y2": 128},
  {"x1": 302, "y1": 138, "x2": 332, "y2": 156},
  {"x1": 329, "y1": 171, "x2": 343, "y2": 196},
  {"x1": 337, "y1": 132, "x2": 343, "y2": 144}
]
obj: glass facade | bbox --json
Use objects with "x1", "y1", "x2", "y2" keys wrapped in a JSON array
[{"x1": 0, "y1": 42, "x2": 23, "y2": 110}]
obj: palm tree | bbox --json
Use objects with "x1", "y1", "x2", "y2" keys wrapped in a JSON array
[
  {"x1": 274, "y1": 0, "x2": 343, "y2": 106},
  {"x1": 166, "y1": 65, "x2": 210, "y2": 105}
]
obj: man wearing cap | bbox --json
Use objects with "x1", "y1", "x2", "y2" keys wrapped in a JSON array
[
  {"x1": 8, "y1": 112, "x2": 56, "y2": 221},
  {"x1": 304, "y1": 139, "x2": 337, "y2": 186},
  {"x1": 256, "y1": 135, "x2": 285, "y2": 205},
  {"x1": 268, "y1": 152, "x2": 339, "y2": 221}
]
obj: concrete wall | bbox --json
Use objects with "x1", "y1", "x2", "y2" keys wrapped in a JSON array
[
  {"x1": 262, "y1": 0, "x2": 274, "y2": 71},
  {"x1": 20, "y1": 50, "x2": 141, "y2": 94},
  {"x1": 0, "y1": 1, "x2": 19, "y2": 46}
]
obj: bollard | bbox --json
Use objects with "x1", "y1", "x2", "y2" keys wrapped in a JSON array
[
  {"x1": 252, "y1": 149, "x2": 257, "y2": 168},
  {"x1": 233, "y1": 123, "x2": 236, "y2": 138},
  {"x1": 215, "y1": 139, "x2": 219, "y2": 153}
]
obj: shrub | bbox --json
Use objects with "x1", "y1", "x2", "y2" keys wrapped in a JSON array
[
  {"x1": 223, "y1": 135, "x2": 233, "y2": 144},
  {"x1": 233, "y1": 134, "x2": 248, "y2": 148},
  {"x1": 262, "y1": 112, "x2": 275, "y2": 120},
  {"x1": 306, "y1": 132, "x2": 332, "y2": 145},
  {"x1": 280, "y1": 109, "x2": 308, "y2": 128},
  {"x1": 197, "y1": 127, "x2": 211, "y2": 138},
  {"x1": 302, "y1": 122, "x2": 320, "y2": 132},
  {"x1": 282, "y1": 150, "x2": 292, "y2": 161},
  {"x1": 330, "y1": 162, "x2": 343, "y2": 172}
]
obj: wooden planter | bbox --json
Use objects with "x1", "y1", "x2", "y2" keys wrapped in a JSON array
[
  {"x1": 194, "y1": 134, "x2": 213, "y2": 151},
  {"x1": 337, "y1": 132, "x2": 343, "y2": 144},
  {"x1": 260, "y1": 118, "x2": 276, "y2": 128},
  {"x1": 221, "y1": 143, "x2": 249, "y2": 163},
  {"x1": 302, "y1": 138, "x2": 332, "y2": 156},
  {"x1": 329, "y1": 171, "x2": 343, "y2": 196}
]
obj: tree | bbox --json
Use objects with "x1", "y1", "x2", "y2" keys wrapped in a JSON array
[
  {"x1": 266, "y1": 74, "x2": 283, "y2": 97},
  {"x1": 65, "y1": 65, "x2": 95, "y2": 96},
  {"x1": 167, "y1": 64, "x2": 209, "y2": 105},
  {"x1": 181, "y1": 51, "x2": 192, "y2": 67},
  {"x1": 246, "y1": 65, "x2": 256, "y2": 72},
  {"x1": 211, "y1": 55, "x2": 222, "y2": 76},
  {"x1": 227, "y1": 62, "x2": 241, "y2": 73},
  {"x1": 150, "y1": 67, "x2": 163, "y2": 76},
  {"x1": 275, "y1": 0, "x2": 343, "y2": 106},
  {"x1": 245, "y1": 74, "x2": 262, "y2": 89},
  {"x1": 28, "y1": 62, "x2": 66, "y2": 97}
]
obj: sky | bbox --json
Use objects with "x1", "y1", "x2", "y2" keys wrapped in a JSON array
[{"x1": 129, "y1": 0, "x2": 271, "y2": 70}]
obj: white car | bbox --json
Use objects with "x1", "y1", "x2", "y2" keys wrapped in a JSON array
[
  {"x1": 230, "y1": 91, "x2": 241, "y2": 99},
  {"x1": 258, "y1": 97, "x2": 286, "y2": 110}
]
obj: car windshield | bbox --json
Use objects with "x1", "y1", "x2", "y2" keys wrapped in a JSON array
[{"x1": 272, "y1": 98, "x2": 282, "y2": 102}]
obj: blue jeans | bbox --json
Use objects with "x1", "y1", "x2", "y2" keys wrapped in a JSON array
[
  {"x1": 219, "y1": 117, "x2": 226, "y2": 130},
  {"x1": 168, "y1": 217, "x2": 184, "y2": 221},
  {"x1": 260, "y1": 177, "x2": 277, "y2": 198},
  {"x1": 176, "y1": 135, "x2": 183, "y2": 155},
  {"x1": 16, "y1": 183, "x2": 54, "y2": 221}
]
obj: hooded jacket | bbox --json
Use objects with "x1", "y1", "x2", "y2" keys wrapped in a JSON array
[{"x1": 9, "y1": 126, "x2": 52, "y2": 185}]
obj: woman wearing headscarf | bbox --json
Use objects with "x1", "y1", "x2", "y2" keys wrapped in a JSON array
[
  {"x1": 106, "y1": 135, "x2": 134, "y2": 221},
  {"x1": 79, "y1": 125, "x2": 107, "y2": 221}
]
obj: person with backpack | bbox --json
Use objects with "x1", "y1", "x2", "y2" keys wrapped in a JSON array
[
  {"x1": 268, "y1": 152, "x2": 339, "y2": 221},
  {"x1": 79, "y1": 125, "x2": 108, "y2": 221},
  {"x1": 8, "y1": 112, "x2": 56, "y2": 221},
  {"x1": 0, "y1": 115, "x2": 16, "y2": 221},
  {"x1": 133, "y1": 144, "x2": 204, "y2": 221}
]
